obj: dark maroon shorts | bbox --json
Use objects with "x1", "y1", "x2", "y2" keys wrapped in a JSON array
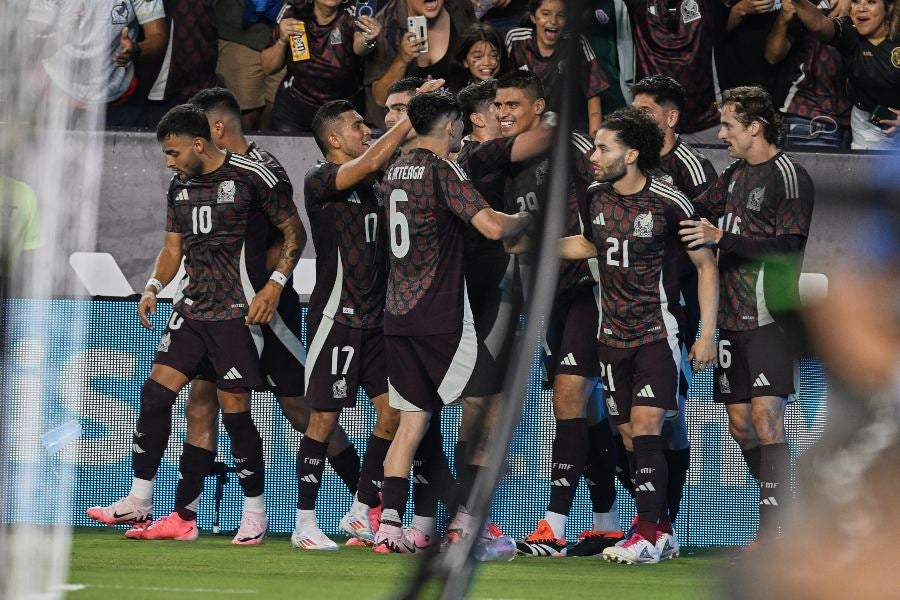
[
  {"x1": 385, "y1": 325, "x2": 478, "y2": 413},
  {"x1": 195, "y1": 289, "x2": 306, "y2": 396},
  {"x1": 596, "y1": 337, "x2": 680, "y2": 426},
  {"x1": 154, "y1": 309, "x2": 263, "y2": 390},
  {"x1": 305, "y1": 315, "x2": 387, "y2": 411},
  {"x1": 714, "y1": 324, "x2": 796, "y2": 404},
  {"x1": 543, "y1": 284, "x2": 601, "y2": 386}
]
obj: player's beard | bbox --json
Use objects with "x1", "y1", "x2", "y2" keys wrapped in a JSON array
[{"x1": 594, "y1": 156, "x2": 627, "y2": 184}]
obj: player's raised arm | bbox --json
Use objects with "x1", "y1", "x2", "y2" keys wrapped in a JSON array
[
  {"x1": 686, "y1": 245, "x2": 719, "y2": 371},
  {"x1": 139, "y1": 231, "x2": 183, "y2": 330},
  {"x1": 469, "y1": 208, "x2": 532, "y2": 241},
  {"x1": 558, "y1": 234, "x2": 597, "y2": 260}
]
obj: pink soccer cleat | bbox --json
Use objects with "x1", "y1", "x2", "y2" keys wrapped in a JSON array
[{"x1": 126, "y1": 512, "x2": 198, "y2": 541}]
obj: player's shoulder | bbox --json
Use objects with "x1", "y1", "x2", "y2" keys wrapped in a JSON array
[
  {"x1": 570, "y1": 130, "x2": 594, "y2": 154},
  {"x1": 771, "y1": 151, "x2": 811, "y2": 200},
  {"x1": 438, "y1": 155, "x2": 470, "y2": 181},
  {"x1": 304, "y1": 159, "x2": 338, "y2": 186},
  {"x1": 227, "y1": 152, "x2": 280, "y2": 189},
  {"x1": 649, "y1": 176, "x2": 694, "y2": 215},
  {"x1": 673, "y1": 138, "x2": 713, "y2": 169},
  {"x1": 247, "y1": 144, "x2": 290, "y2": 182},
  {"x1": 505, "y1": 27, "x2": 533, "y2": 50}
]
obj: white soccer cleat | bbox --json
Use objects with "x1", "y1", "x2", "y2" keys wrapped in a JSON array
[
  {"x1": 339, "y1": 506, "x2": 375, "y2": 543},
  {"x1": 656, "y1": 530, "x2": 680, "y2": 560},
  {"x1": 86, "y1": 495, "x2": 152, "y2": 528},
  {"x1": 291, "y1": 521, "x2": 338, "y2": 551},
  {"x1": 372, "y1": 523, "x2": 404, "y2": 554},
  {"x1": 602, "y1": 532, "x2": 660, "y2": 564},
  {"x1": 232, "y1": 511, "x2": 268, "y2": 545}
]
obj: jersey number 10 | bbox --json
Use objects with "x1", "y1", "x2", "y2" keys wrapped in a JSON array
[{"x1": 192, "y1": 206, "x2": 213, "y2": 234}]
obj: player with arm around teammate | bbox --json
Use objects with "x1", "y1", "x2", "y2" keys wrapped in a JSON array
[{"x1": 558, "y1": 107, "x2": 719, "y2": 564}]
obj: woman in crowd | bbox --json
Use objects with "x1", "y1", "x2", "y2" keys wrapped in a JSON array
[
  {"x1": 260, "y1": 0, "x2": 381, "y2": 132},
  {"x1": 792, "y1": 0, "x2": 900, "y2": 149},
  {"x1": 505, "y1": 0, "x2": 608, "y2": 134},
  {"x1": 453, "y1": 23, "x2": 507, "y2": 88},
  {"x1": 365, "y1": 0, "x2": 475, "y2": 125},
  {"x1": 765, "y1": 0, "x2": 853, "y2": 150}
]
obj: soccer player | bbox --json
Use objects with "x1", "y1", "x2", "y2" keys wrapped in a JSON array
[
  {"x1": 293, "y1": 81, "x2": 441, "y2": 550},
  {"x1": 384, "y1": 77, "x2": 426, "y2": 156},
  {"x1": 558, "y1": 107, "x2": 719, "y2": 564},
  {"x1": 87, "y1": 104, "x2": 302, "y2": 540},
  {"x1": 491, "y1": 71, "x2": 615, "y2": 558},
  {"x1": 680, "y1": 86, "x2": 813, "y2": 547},
  {"x1": 630, "y1": 74, "x2": 719, "y2": 536},
  {"x1": 371, "y1": 90, "x2": 532, "y2": 553}
]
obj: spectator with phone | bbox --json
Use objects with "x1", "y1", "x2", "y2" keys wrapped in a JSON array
[
  {"x1": 364, "y1": 0, "x2": 476, "y2": 127},
  {"x1": 262, "y1": 0, "x2": 381, "y2": 132},
  {"x1": 764, "y1": 0, "x2": 853, "y2": 150},
  {"x1": 790, "y1": 0, "x2": 900, "y2": 149}
]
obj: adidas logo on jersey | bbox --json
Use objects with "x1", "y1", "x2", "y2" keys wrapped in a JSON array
[
  {"x1": 300, "y1": 474, "x2": 319, "y2": 484},
  {"x1": 223, "y1": 367, "x2": 243, "y2": 380},
  {"x1": 551, "y1": 478, "x2": 571, "y2": 487},
  {"x1": 637, "y1": 385, "x2": 655, "y2": 398},
  {"x1": 560, "y1": 353, "x2": 578, "y2": 366},
  {"x1": 635, "y1": 482, "x2": 656, "y2": 492},
  {"x1": 175, "y1": 189, "x2": 189, "y2": 203},
  {"x1": 753, "y1": 373, "x2": 771, "y2": 387},
  {"x1": 593, "y1": 213, "x2": 605, "y2": 226},
  {"x1": 760, "y1": 496, "x2": 779, "y2": 506},
  {"x1": 348, "y1": 191, "x2": 362, "y2": 204}
]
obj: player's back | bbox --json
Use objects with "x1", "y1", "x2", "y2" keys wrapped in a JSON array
[{"x1": 381, "y1": 148, "x2": 487, "y2": 337}]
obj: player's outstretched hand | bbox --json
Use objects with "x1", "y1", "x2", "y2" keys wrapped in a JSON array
[
  {"x1": 246, "y1": 282, "x2": 281, "y2": 326},
  {"x1": 687, "y1": 337, "x2": 717, "y2": 372},
  {"x1": 138, "y1": 292, "x2": 157, "y2": 330},
  {"x1": 679, "y1": 218, "x2": 723, "y2": 249},
  {"x1": 415, "y1": 78, "x2": 446, "y2": 94}
]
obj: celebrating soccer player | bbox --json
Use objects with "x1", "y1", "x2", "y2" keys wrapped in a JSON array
[
  {"x1": 559, "y1": 107, "x2": 719, "y2": 564},
  {"x1": 371, "y1": 90, "x2": 532, "y2": 553},
  {"x1": 87, "y1": 104, "x2": 302, "y2": 540},
  {"x1": 680, "y1": 86, "x2": 814, "y2": 550}
]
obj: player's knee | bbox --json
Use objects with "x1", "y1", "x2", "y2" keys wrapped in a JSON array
[
  {"x1": 728, "y1": 421, "x2": 756, "y2": 448},
  {"x1": 141, "y1": 379, "x2": 178, "y2": 415},
  {"x1": 307, "y1": 409, "x2": 339, "y2": 441},
  {"x1": 277, "y1": 395, "x2": 310, "y2": 433},
  {"x1": 374, "y1": 408, "x2": 400, "y2": 439}
]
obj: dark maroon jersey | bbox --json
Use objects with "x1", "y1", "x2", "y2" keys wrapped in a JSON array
[
  {"x1": 828, "y1": 16, "x2": 900, "y2": 112},
  {"x1": 780, "y1": 25, "x2": 851, "y2": 127},
  {"x1": 505, "y1": 28, "x2": 609, "y2": 128},
  {"x1": 165, "y1": 152, "x2": 298, "y2": 321},
  {"x1": 271, "y1": 5, "x2": 363, "y2": 108},
  {"x1": 381, "y1": 148, "x2": 489, "y2": 336},
  {"x1": 626, "y1": 0, "x2": 722, "y2": 133},
  {"x1": 456, "y1": 137, "x2": 515, "y2": 278},
  {"x1": 503, "y1": 131, "x2": 596, "y2": 295},
  {"x1": 656, "y1": 137, "x2": 718, "y2": 200},
  {"x1": 694, "y1": 152, "x2": 813, "y2": 332},
  {"x1": 304, "y1": 161, "x2": 386, "y2": 329},
  {"x1": 161, "y1": 0, "x2": 219, "y2": 99},
  {"x1": 588, "y1": 176, "x2": 694, "y2": 348}
]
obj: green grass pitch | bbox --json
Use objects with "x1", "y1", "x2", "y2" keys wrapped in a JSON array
[{"x1": 66, "y1": 527, "x2": 730, "y2": 599}]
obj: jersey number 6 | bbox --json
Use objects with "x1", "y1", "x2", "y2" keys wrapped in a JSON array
[{"x1": 389, "y1": 189, "x2": 410, "y2": 258}]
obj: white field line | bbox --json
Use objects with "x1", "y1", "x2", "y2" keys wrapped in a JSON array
[{"x1": 58, "y1": 583, "x2": 258, "y2": 595}]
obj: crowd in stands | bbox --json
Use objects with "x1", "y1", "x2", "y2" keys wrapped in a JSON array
[{"x1": 28, "y1": 0, "x2": 900, "y2": 150}]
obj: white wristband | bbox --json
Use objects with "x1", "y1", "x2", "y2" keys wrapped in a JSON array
[
  {"x1": 146, "y1": 278, "x2": 163, "y2": 294},
  {"x1": 269, "y1": 271, "x2": 288, "y2": 287}
]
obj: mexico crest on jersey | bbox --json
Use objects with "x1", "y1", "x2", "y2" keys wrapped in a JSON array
[
  {"x1": 747, "y1": 186, "x2": 765, "y2": 211},
  {"x1": 633, "y1": 211, "x2": 654, "y2": 238},
  {"x1": 892, "y1": 47, "x2": 900, "y2": 68},
  {"x1": 330, "y1": 28, "x2": 342, "y2": 45},
  {"x1": 605, "y1": 395, "x2": 619, "y2": 416},
  {"x1": 218, "y1": 180, "x2": 236, "y2": 203},
  {"x1": 681, "y1": 0, "x2": 701, "y2": 23}
]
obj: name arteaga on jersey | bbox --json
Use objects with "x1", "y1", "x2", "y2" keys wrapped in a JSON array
[{"x1": 386, "y1": 165, "x2": 426, "y2": 180}]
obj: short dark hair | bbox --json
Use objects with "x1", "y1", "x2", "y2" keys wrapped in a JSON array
[
  {"x1": 720, "y1": 86, "x2": 782, "y2": 145},
  {"x1": 156, "y1": 104, "x2": 211, "y2": 142},
  {"x1": 496, "y1": 70, "x2": 544, "y2": 102},
  {"x1": 311, "y1": 100, "x2": 356, "y2": 154},
  {"x1": 599, "y1": 107, "x2": 664, "y2": 173},
  {"x1": 189, "y1": 87, "x2": 243, "y2": 121},
  {"x1": 632, "y1": 75, "x2": 685, "y2": 112},
  {"x1": 408, "y1": 90, "x2": 460, "y2": 137},
  {"x1": 457, "y1": 79, "x2": 498, "y2": 119},
  {"x1": 454, "y1": 23, "x2": 506, "y2": 79},
  {"x1": 387, "y1": 77, "x2": 425, "y2": 98}
]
